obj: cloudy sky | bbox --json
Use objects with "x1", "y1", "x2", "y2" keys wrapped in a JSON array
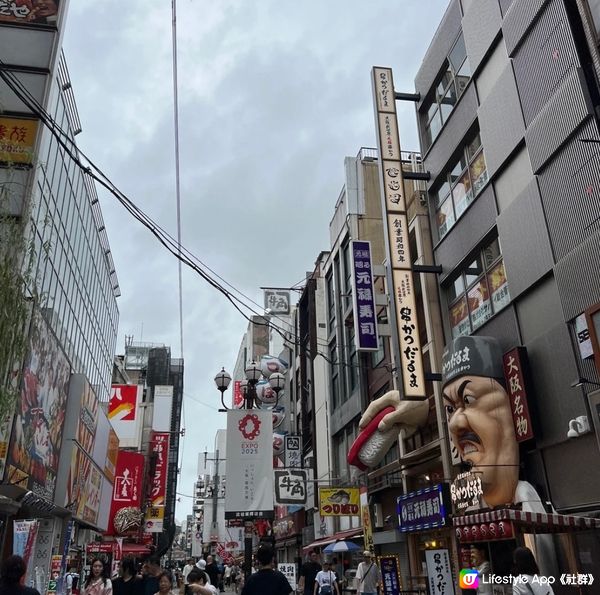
[{"x1": 62, "y1": 0, "x2": 449, "y2": 521}]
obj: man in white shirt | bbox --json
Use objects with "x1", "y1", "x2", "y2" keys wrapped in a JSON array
[
  {"x1": 183, "y1": 558, "x2": 195, "y2": 585},
  {"x1": 355, "y1": 552, "x2": 381, "y2": 595}
]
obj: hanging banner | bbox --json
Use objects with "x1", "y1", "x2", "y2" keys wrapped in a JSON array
[
  {"x1": 319, "y1": 488, "x2": 360, "y2": 517},
  {"x1": 372, "y1": 66, "x2": 426, "y2": 399},
  {"x1": 264, "y1": 290, "x2": 291, "y2": 315},
  {"x1": 144, "y1": 505, "x2": 164, "y2": 533},
  {"x1": 425, "y1": 549, "x2": 455, "y2": 595},
  {"x1": 351, "y1": 240, "x2": 379, "y2": 351},
  {"x1": 107, "y1": 450, "x2": 144, "y2": 535},
  {"x1": 109, "y1": 385, "x2": 142, "y2": 448},
  {"x1": 360, "y1": 486, "x2": 374, "y2": 553},
  {"x1": 224, "y1": 409, "x2": 274, "y2": 519},
  {"x1": 149, "y1": 432, "x2": 170, "y2": 507}
]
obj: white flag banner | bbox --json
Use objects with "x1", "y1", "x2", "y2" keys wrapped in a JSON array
[{"x1": 224, "y1": 409, "x2": 274, "y2": 519}]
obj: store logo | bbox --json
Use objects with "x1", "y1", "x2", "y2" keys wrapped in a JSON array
[{"x1": 459, "y1": 569, "x2": 479, "y2": 589}]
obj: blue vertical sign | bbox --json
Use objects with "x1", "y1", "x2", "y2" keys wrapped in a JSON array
[
  {"x1": 380, "y1": 555, "x2": 401, "y2": 595},
  {"x1": 351, "y1": 240, "x2": 379, "y2": 351}
]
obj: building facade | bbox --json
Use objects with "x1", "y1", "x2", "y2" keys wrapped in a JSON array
[{"x1": 409, "y1": 0, "x2": 600, "y2": 581}]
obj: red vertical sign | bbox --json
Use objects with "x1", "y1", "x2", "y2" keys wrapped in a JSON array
[
  {"x1": 107, "y1": 450, "x2": 145, "y2": 535},
  {"x1": 502, "y1": 347, "x2": 534, "y2": 442},
  {"x1": 149, "y1": 432, "x2": 170, "y2": 506},
  {"x1": 233, "y1": 380, "x2": 243, "y2": 408}
]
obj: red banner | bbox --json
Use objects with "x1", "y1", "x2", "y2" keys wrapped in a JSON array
[
  {"x1": 233, "y1": 380, "x2": 243, "y2": 408},
  {"x1": 149, "y1": 432, "x2": 170, "y2": 506},
  {"x1": 107, "y1": 450, "x2": 145, "y2": 535},
  {"x1": 455, "y1": 520, "x2": 514, "y2": 542},
  {"x1": 502, "y1": 347, "x2": 534, "y2": 442}
]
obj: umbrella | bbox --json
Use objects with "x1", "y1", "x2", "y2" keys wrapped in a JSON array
[{"x1": 323, "y1": 540, "x2": 362, "y2": 553}]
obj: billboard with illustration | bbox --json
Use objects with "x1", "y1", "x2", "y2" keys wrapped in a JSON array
[{"x1": 7, "y1": 311, "x2": 70, "y2": 500}]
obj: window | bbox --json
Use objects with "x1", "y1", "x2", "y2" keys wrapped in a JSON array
[
  {"x1": 435, "y1": 132, "x2": 488, "y2": 239},
  {"x1": 326, "y1": 273, "x2": 335, "y2": 328},
  {"x1": 447, "y1": 238, "x2": 511, "y2": 337},
  {"x1": 422, "y1": 33, "x2": 471, "y2": 150}
]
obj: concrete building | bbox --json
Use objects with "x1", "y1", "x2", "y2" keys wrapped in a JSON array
[{"x1": 405, "y1": 0, "x2": 600, "y2": 580}]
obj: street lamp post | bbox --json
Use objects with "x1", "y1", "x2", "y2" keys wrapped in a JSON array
[{"x1": 214, "y1": 359, "x2": 285, "y2": 581}]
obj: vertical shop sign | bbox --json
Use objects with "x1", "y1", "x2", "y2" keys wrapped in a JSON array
[
  {"x1": 502, "y1": 347, "x2": 534, "y2": 442},
  {"x1": 224, "y1": 409, "x2": 274, "y2": 519},
  {"x1": 380, "y1": 556, "x2": 401, "y2": 595},
  {"x1": 425, "y1": 549, "x2": 455, "y2": 595},
  {"x1": 372, "y1": 67, "x2": 425, "y2": 399},
  {"x1": 360, "y1": 486, "x2": 374, "y2": 553},
  {"x1": 108, "y1": 450, "x2": 144, "y2": 535},
  {"x1": 109, "y1": 385, "x2": 142, "y2": 447},
  {"x1": 351, "y1": 240, "x2": 379, "y2": 351},
  {"x1": 149, "y1": 432, "x2": 170, "y2": 506},
  {"x1": 284, "y1": 434, "x2": 302, "y2": 468}
]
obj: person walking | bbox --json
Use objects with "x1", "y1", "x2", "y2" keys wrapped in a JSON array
[
  {"x1": 512, "y1": 547, "x2": 555, "y2": 595},
  {"x1": 183, "y1": 559, "x2": 195, "y2": 586},
  {"x1": 185, "y1": 569, "x2": 218, "y2": 595},
  {"x1": 154, "y1": 572, "x2": 175, "y2": 595},
  {"x1": 141, "y1": 557, "x2": 162, "y2": 595},
  {"x1": 298, "y1": 551, "x2": 321, "y2": 595},
  {"x1": 83, "y1": 558, "x2": 113, "y2": 595},
  {"x1": 241, "y1": 545, "x2": 292, "y2": 595},
  {"x1": 112, "y1": 557, "x2": 142, "y2": 595},
  {"x1": 0, "y1": 555, "x2": 42, "y2": 595},
  {"x1": 204, "y1": 556, "x2": 221, "y2": 590},
  {"x1": 471, "y1": 545, "x2": 492, "y2": 595},
  {"x1": 313, "y1": 561, "x2": 339, "y2": 595},
  {"x1": 355, "y1": 551, "x2": 381, "y2": 595}
]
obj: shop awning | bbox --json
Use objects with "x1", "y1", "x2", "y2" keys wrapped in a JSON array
[
  {"x1": 302, "y1": 527, "x2": 363, "y2": 553},
  {"x1": 453, "y1": 508, "x2": 600, "y2": 533},
  {"x1": 122, "y1": 543, "x2": 152, "y2": 556}
]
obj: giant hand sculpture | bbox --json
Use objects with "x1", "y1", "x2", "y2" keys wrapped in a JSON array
[{"x1": 347, "y1": 390, "x2": 429, "y2": 471}]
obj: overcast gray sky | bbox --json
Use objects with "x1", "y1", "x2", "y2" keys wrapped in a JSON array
[{"x1": 62, "y1": 0, "x2": 449, "y2": 522}]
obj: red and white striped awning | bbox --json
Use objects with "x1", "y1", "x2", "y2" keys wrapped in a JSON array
[{"x1": 453, "y1": 508, "x2": 600, "y2": 532}]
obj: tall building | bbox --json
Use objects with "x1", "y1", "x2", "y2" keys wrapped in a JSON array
[
  {"x1": 0, "y1": 3, "x2": 120, "y2": 587},
  {"x1": 403, "y1": 0, "x2": 600, "y2": 580}
]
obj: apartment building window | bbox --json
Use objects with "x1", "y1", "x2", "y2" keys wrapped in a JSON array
[
  {"x1": 326, "y1": 272, "x2": 335, "y2": 328},
  {"x1": 422, "y1": 33, "x2": 471, "y2": 150},
  {"x1": 330, "y1": 339, "x2": 340, "y2": 409},
  {"x1": 435, "y1": 132, "x2": 488, "y2": 239},
  {"x1": 448, "y1": 238, "x2": 511, "y2": 337},
  {"x1": 347, "y1": 326, "x2": 358, "y2": 392}
]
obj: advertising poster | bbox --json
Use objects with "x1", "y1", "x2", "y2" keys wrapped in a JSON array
[
  {"x1": 77, "y1": 380, "x2": 98, "y2": 453},
  {"x1": 105, "y1": 428, "x2": 119, "y2": 482},
  {"x1": 0, "y1": 117, "x2": 38, "y2": 164},
  {"x1": 360, "y1": 486, "x2": 374, "y2": 552},
  {"x1": 8, "y1": 311, "x2": 70, "y2": 500},
  {"x1": 0, "y1": 0, "x2": 60, "y2": 25},
  {"x1": 13, "y1": 519, "x2": 39, "y2": 584},
  {"x1": 108, "y1": 450, "x2": 144, "y2": 535},
  {"x1": 224, "y1": 409, "x2": 274, "y2": 519},
  {"x1": 109, "y1": 384, "x2": 141, "y2": 448},
  {"x1": 319, "y1": 488, "x2": 360, "y2": 517},
  {"x1": 149, "y1": 432, "x2": 170, "y2": 507},
  {"x1": 65, "y1": 445, "x2": 102, "y2": 525}
]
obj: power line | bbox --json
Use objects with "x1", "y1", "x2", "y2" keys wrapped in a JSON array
[{"x1": 0, "y1": 62, "x2": 374, "y2": 371}]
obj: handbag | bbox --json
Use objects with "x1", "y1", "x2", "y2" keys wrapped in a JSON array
[{"x1": 320, "y1": 571, "x2": 334, "y2": 594}]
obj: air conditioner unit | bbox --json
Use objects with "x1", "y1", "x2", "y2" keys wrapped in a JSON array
[{"x1": 373, "y1": 503, "x2": 384, "y2": 528}]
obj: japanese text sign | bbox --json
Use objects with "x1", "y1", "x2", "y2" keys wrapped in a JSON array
[
  {"x1": 397, "y1": 484, "x2": 449, "y2": 532},
  {"x1": 380, "y1": 556, "x2": 401, "y2": 595},
  {"x1": 0, "y1": 1, "x2": 60, "y2": 26},
  {"x1": 284, "y1": 434, "x2": 302, "y2": 468},
  {"x1": 264, "y1": 290, "x2": 291, "y2": 315},
  {"x1": 425, "y1": 549, "x2": 455, "y2": 595},
  {"x1": 149, "y1": 432, "x2": 170, "y2": 506},
  {"x1": 319, "y1": 488, "x2": 360, "y2": 517},
  {"x1": 351, "y1": 240, "x2": 379, "y2": 351},
  {"x1": 372, "y1": 67, "x2": 426, "y2": 399},
  {"x1": 108, "y1": 450, "x2": 144, "y2": 535},
  {"x1": 274, "y1": 469, "x2": 307, "y2": 505},
  {"x1": 0, "y1": 117, "x2": 38, "y2": 164},
  {"x1": 455, "y1": 520, "x2": 514, "y2": 542},
  {"x1": 450, "y1": 471, "x2": 483, "y2": 511},
  {"x1": 502, "y1": 347, "x2": 534, "y2": 442}
]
